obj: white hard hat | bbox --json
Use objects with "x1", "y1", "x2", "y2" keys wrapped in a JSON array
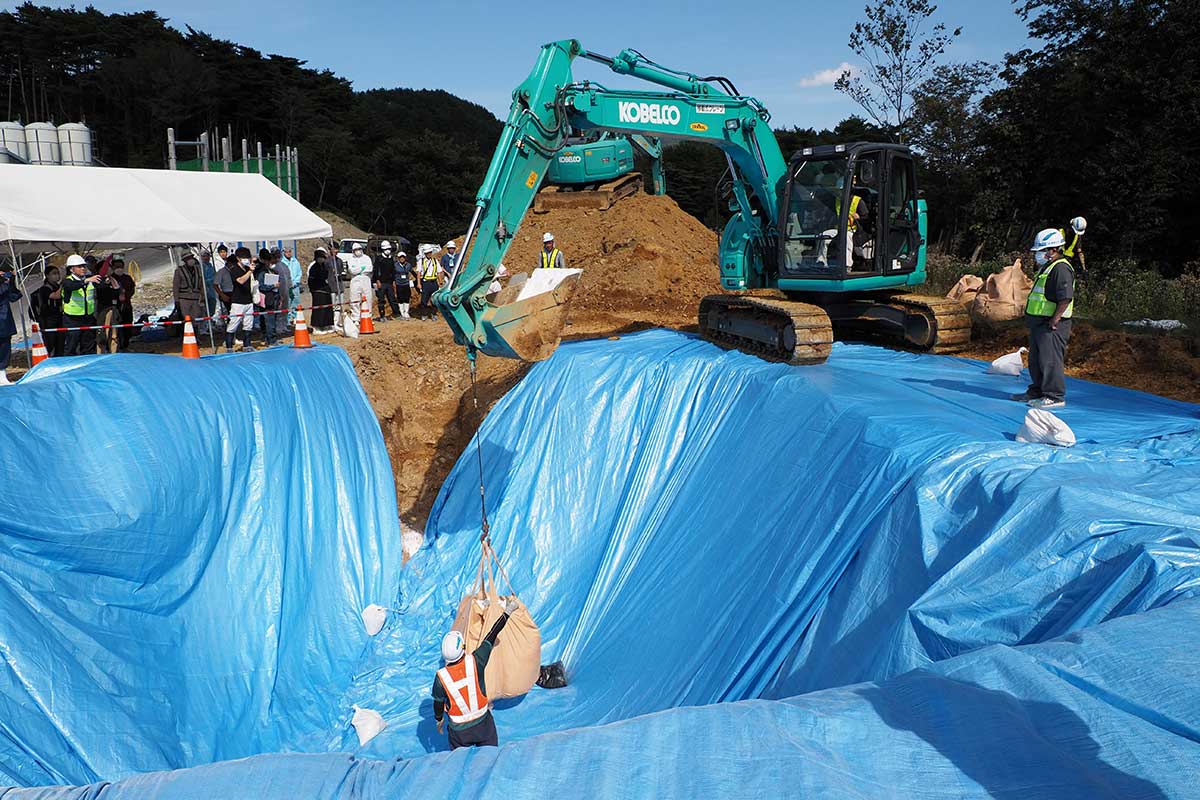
[
  {"x1": 352, "y1": 242, "x2": 363, "y2": 251},
  {"x1": 397, "y1": 250, "x2": 407, "y2": 257},
  {"x1": 1070, "y1": 216, "x2": 1087, "y2": 235},
  {"x1": 543, "y1": 232, "x2": 555, "y2": 243},
  {"x1": 66, "y1": 254, "x2": 87, "y2": 267},
  {"x1": 441, "y1": 630, "x2": 465, "y2": 663},
  {"x1": 1032, "y1": 228, "x2": 1066, "y2": 251},
  {"x1": 380, "y1": 240, "x2": 392, "y2": 250},
  {"x1": 445, "y1": 239, "x2": 457, "y2": 248}
]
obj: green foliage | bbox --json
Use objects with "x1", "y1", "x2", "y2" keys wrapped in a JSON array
[
  {"x1": 835, "y1": 0, "x2": 961, "y2": 141},
  {"x1": 1076, "y1": 261, "x2": 1200, "y2": 325},
  {"x1": 0, "y1": 3, "x2": 501, "y2": 244}
]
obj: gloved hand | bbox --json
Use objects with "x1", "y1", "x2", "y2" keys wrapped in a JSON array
[
  {"x1": 476, "y1": 597, "x2": 490, "y2": 610},
  {"x1": 504, "y1": 596, "x2": 519, "y2": 615}
]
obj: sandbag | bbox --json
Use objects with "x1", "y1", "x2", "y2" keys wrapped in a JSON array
[
  {"x1": 945, "y1": 274, "x2": 983, "y2": 305},
  {"x1": 987, "y1": 347, "x2": 1027, "y2": 376},
  {"x1": 1016, "y1": 408, "x2": 1076, "y2": 447},
  {"x1": 970, "y1": 260, "x2": 1033, "y2": 323},
  {"x1": 451, "y1": 545, "x2": 541, "y2": 699}
]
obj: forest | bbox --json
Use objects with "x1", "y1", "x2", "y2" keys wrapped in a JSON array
[{"x1": 2, "y1": 0, "x2": 1198, "y2": 298}]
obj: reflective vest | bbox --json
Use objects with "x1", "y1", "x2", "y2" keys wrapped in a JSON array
[
  {"x1": 62, "y1": 279, "x2": 95, "y2": 316},
  {"x1": 420, "y1": 258, "x2": 440, "y2": 281},
  {"x1": 437, "y1": 654, "x2": 489, "y2": 725},
  {"x1": 1025, "y1": 257, "x2": 1074, "y2": 318},
  {"x1": 540, "y1": 248, "x2": 561, "y2": 269},
  {"x1": 835, "y1": 194, "x2": 863, "y2": 231}
]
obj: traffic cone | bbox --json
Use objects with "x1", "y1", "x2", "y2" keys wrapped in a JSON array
[
  {"x1": 293, "y1": 305, "x2": 314, "y2": 349},
  {"x1": 181, "y1": 316, "x2": 201, "y2": 359},
  {"x1": 30, "y1": 322, "x2": 49, "y2": 366},
  {"x1": 358, "y1": 296, "x2": 377, "y2": 335}
]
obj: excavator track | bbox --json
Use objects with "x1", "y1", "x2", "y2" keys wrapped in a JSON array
[
  {"x1": 533, "y1": 172, "x2": 642, "y2": 212},
  {"x1": 885, "y1": 294, "x2": 973, "y2": 354},
  {"x1": 698, "y1": 295, "x2": 834, "y2": 365}
]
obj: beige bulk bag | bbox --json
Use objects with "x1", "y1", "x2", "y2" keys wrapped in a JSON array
[
  {"x1": 451, "y1": 545, "x2": 541, "y2": 699},
  {"x1": 946, "y1": 274, "x2": 984, "y2": 305},
  {"x1": 971, "y1": 260, "x2": 1033, "y2": 322}
]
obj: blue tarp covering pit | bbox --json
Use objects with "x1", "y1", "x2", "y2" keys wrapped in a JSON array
[{"x1": 2, "y1": 331, "x2": 1198, "y2": 797}]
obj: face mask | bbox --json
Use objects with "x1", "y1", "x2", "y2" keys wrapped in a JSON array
[
  {"x1": 239, "y1": 258, "x2": 251, "y2": 267},
  {"x1": 1034, "y1": 251, "x2": 1050, "y2": 267}
]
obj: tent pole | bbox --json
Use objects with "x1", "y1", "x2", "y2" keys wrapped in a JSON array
[{"x1": 196, "y1": 244, "x2": 217, "y2": 355}]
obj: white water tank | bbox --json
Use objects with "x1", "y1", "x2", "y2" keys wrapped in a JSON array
[
  {"x1": 58, "y1": 122, "x2": 93, "y2": 166},
  {"x1": 0, "y1": 122, "x2": 27, "y2": 162},
  {"x1": 25, "y1": 123, "x2": 60, "y2": 164}
]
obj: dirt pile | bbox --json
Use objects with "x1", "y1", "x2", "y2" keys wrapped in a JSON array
[
  {"x1": 965, "y1": 320, "x2": 1200, "y2": 404},
  {"x1": 506, "y1": 192, "x2": 720, "y2": 327},
  {"x1": 296, "y1": 210, "x2": 368, "y2": 257}
]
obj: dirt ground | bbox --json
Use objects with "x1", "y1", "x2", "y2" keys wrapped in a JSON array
[{"x1": 14, "y1": 192, "x2": 1197, "y2": 527}]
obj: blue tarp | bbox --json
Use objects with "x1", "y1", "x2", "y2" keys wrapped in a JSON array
[
  {"x1": 0, "y1": 347, "x2": 403, "y2": 787},
  {"x1": 2, "y1": 330, "x2": 1199, "y2": 797}
]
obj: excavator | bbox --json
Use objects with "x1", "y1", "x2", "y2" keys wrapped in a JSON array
[
  {"x1": 433, "y1": 40, "x2": 970, "y2": 365},
  {"x1": 535, "y1": 132, "x2": 665, "y2": 211}
]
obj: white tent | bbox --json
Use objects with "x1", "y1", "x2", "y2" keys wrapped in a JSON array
[{"x1": 0, "y1": 164, "x2": 331, "y2": 249}]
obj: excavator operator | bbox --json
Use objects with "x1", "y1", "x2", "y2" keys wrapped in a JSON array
[{"x1": 432, "y1": 598, "x2": 517, "y2": 749}]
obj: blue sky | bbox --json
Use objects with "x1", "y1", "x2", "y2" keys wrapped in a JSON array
[{"x1": 22, "y1": 0, "x2": 1033, "y2": 128}]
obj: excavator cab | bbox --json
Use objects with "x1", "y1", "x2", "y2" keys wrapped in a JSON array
[{"x1": 778, "y1": 143, "x2": 921, "y2": 282}]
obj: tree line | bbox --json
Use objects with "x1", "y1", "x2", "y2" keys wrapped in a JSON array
[
  {"x1": 3, "y1": 1, "x2": 1198, "y2": 279},
  {"x1": 0, "y1": 3, "x2": 501, "y2": 245}
]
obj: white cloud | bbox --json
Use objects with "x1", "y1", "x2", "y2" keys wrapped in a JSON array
[{"x1": 798, "y1": 62, "x2": 858, "y2": 89}]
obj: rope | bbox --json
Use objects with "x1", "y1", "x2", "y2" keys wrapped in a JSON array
[{"x1": 469, "y1": 358, "x2": 491, "y2": 545}]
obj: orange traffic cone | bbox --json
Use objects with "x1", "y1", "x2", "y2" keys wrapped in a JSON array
[
  {"x1": 30, "y1": 322, "x2": 49, "y2": 366},
  {"x1": 358, "y1": 296, "x2": 377, "y2": 335},
  {"x1": 293, "y1": 305, "x2": 314, "y2": 349},
  {"x1": 181, "y1": 316, "x2": 201, "y2": 359}
]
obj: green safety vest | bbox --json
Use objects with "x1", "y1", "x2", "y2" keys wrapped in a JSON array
[
  {"x1": 1025, "y1": 257, "x2": 1074, "y2": 318},
  {"x1": 420, "y1": 258, "x2": 440, "y2": 281},
  {"x1": 62, "y1": 279, "x2": 95, "y2": 316},
  {"x1": 540, "y1": 248, "x2": 561, "y2": 269}
]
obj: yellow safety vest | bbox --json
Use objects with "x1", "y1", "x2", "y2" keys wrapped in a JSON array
[
  {"x1": 62, "y1": 279, "x2": 95, "y2": 316},
  {"x1": 420, "y1": 258, "x2": 440, "y2": 281},
  {"x1": 1025, "y1": 257, "x2": 1074, "y2": 318},
  {"x1": 540, "y1": 248, "x2": 561, "y2": 269},
  {"x1": 836, "y1": 194, "x2": 863, "y2": 231}
]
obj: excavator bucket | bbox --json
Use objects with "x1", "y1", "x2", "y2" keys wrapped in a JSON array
[{"x1": 479, "y1": 268, "x2": 583, "y2": 361}]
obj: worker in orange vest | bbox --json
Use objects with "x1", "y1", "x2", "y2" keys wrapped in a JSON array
[{"x1": 432, "y1": 597, "x2": 517, "y2": 749}]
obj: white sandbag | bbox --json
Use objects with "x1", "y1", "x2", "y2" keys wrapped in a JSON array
[
  {"x1": 401, "y1": 524, "x2": 424, "y2": 564},
  {"x1": 342, "y1": 311, "x2": 359, "y2": 339},
  {"x1": 988, "y1": 347, "x2": 1028, "y2": 376},
  {"x1": 1016, "y1": 408, "x2": 1076, "y2": 447},
  {"x1": 350, "y1": 705, "x2": 386, "y2": 746},
  {"x1": 361, "y1": 604, "x2": 388, "y2": 636}
]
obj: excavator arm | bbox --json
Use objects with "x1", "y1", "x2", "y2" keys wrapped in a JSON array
[{"x1": 433, "y1": 40, "x2": 787, "y2": 362}]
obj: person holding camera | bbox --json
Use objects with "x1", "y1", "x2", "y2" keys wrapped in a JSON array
[
  {"x1": 62, "y1": 254, "x2": 101, "y2": 356},
  {"x1": 30, "y1": 265, "x2": 64, "y2": 357}
]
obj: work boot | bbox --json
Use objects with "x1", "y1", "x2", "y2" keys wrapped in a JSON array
[
  {"x1": 1028, "y1": 396, "x2": 1065, "y2": 409},
  {"x1": 1010, "y1": 391, "x2": 1036, "y2": 402},
  {"x1": 400, "y1": 304, "x2": 410, "y2": 319}
]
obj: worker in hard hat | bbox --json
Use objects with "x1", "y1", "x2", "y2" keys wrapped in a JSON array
[
  {"x1": 393, "y1": 250, "x2": 415, "y2": 319},
  {"x1": 372, "y1": 240, "x2": 400, "y2": 321},
  {"x1": 1012, "y1": 228, "x2": 1075, "y2": 409},
  {"x1": 61, "y1": 254, "x2": 101, "y2": 356},
  {"x1": 440, "y1": 239, "x2": 459, "y2": 283},
  {"x1": 540, "y1": 233, "x2": 565, "y2": 269},
  {"x1": 346, "y1": 242, "x2": 374, "y2": 322},
  {"x1": 417, "y1": 244, "x2": 443, "y2": 319},
  {"x1": 432, "y1": 597, "x2": 518, "y2": 749}
]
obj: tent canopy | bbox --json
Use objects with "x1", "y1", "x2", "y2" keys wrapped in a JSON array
[{"x1": 0, "y1": 164, "x2": 332, "y2": 249}]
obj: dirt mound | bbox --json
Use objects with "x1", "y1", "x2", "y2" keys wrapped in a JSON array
[
  {"x1": 506, "y1": 192, "x2": 720, "y2": 325},
  {"x1": 962, "y1": 320, "x2": 1200, "y2": 404},
  {"x1": 296, "y1": 210, "x2": 368, "y2": 258}
]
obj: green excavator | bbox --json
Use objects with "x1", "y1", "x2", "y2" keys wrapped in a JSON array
[
  {"x1": 433, "y1": 40, "x2": 969, "y2": 364},
  {"x1": 536, "y1": 131, "x2": 665, "y2": 211}
]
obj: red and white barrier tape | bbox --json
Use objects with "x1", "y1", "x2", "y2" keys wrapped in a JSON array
[{"x1": 36, "y1": 301, "x2": 372, "y2": 333}]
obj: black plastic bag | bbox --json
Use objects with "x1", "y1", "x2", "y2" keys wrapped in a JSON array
[{"x1": 537, "y1": 661, "x2": 568, "y2": 690}]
